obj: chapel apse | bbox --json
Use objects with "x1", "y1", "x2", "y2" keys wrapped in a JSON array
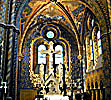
[{"x1": 20, "y1": 19, "x2": 80, "y2": 93}]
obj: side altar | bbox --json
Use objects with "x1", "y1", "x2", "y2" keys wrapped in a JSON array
[{"x1": 29, "y1": 40, "x2": 72, "y2": 98}]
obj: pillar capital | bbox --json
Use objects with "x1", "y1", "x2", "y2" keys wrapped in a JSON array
[
  {"x1": 78, "y1": 55, "x2": 82, "y2": 60},
  {"x1": 17, "y1": 53, "x2": 24, "y2": 61}
]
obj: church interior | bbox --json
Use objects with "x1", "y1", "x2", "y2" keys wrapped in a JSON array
[{"x1": 0, "y1": 0, "x2": 111, "y2": 100}]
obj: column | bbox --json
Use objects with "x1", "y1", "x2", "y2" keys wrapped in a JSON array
[
  {"x1": 89, "y1": 90, "x2": 92, "y2": 100},
  {"x1": 100, "y1": 89, "x2": 103, "y2": 100},
  {"x1": 107, "y1": 0, "x2": 111, "y2": 31},
  {"x1": 95, "y1": 89, "x2": 97, "y2": 100},
  {"x1": 78, "y1": 54, "x2": 84, "y2": 93},
  {"x1": 91, "y1": 90, "x2": 93, "y2": 100},
  {"x1": 17, "y1": 54, "x2": 23, "y2": 100},
  {"x1": 8, "y1": 0, "x2": 17, "y2": 99},
  {"x1": 6, "y1": 29, "x2": 15, "y2": 97},
  {"x1": 86, "y1": 36, "x2": 90, "y2": 71},
  {"x1": 92, "y1": 28, "x2": 98, "y2": 67},
  {"x1": 101, "y1": 33, "x2": 111, "y2": 100},
  {"x1": 0, "y1": 27, "x2": 2, "y2": 78},
  {"x1": 97, "y1": 89, "x2": 100, "y2": 100},
  {"x1": 93, "y1": 89, "x2": 96, "y2": 100},
  {"x1": 6, "y1": 0, "x2": 16, "y2": 97}
]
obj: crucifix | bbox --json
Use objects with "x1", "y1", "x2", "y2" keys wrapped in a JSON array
[{"x1": 40, "y1": 41, "x2": 62, "y2": 75}]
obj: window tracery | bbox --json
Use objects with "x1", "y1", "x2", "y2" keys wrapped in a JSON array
[
  {"x1": 86, "y1": 26, "x2": 103, "y2": 72},
  {"x1": 85, "y1": 11, "x2": 103, "y2": 72}
]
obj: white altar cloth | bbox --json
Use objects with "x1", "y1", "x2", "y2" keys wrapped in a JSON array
[{"x1": 35, "y1": 95, "x2": 69, "y2": 100}]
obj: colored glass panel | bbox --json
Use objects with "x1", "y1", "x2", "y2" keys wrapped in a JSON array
[
  {"x1": 38, "y1": 45, "x2": 46, "y2": 64},
  {"x1": 98, "y1": 31, "x2": 102, "y2": 55},
  {"x1": 55, "y1": 45, "x2": 63, "y2": 64},
  {"x1": 47, "y1": 31, "x2": 54, "y2": 38}
]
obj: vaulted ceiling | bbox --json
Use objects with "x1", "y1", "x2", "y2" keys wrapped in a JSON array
[{"x1": 15, "y1": 0, "x2": 110, "y2": 56}]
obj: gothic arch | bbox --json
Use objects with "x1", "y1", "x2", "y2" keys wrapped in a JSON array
[{"x1": 17, "y1": 0, "x2": 108, "y2": 61}]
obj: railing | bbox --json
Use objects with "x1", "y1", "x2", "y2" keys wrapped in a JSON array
[{"x1": 20, "y1": 89, "x2": 37, "y2": 100}]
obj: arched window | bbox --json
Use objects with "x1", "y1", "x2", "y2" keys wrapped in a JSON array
[
  {"x1": 55, "y1": 45, "x2": 63, "y2": 64},
  {"x1": 98, "y1": 31, "x2": 102, "y2": 55},
  {"x1": 90, "y1": 39, "x2": 93, "y2": 61},
  {"x1": 38, "y1": 45, "x2": 46, "y2": 64},
  {"x1": 47, "y1": 31, "x2": 54, "y2": 38},
  {"x1": 92, "y1": 19, "x2": 94, "y2": 27},
  {"x1": 78, "y1": 22, "x2": 81, "y2": 35}
]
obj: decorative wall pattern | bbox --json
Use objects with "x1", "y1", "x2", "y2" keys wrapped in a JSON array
[{"x1": 20, "y1": 30, "x2": 40, "y2": 88}]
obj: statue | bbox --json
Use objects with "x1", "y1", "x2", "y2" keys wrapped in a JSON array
[
  {"x1": 48, "y1": 81, "x2": 56, "y2": 95},
  {"x1": 58, "y1": 63, "x2": 63, "y2": 83}
]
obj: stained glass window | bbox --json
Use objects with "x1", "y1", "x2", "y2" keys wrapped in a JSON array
[
  {"x1": 55, "y1": 45, "x2": 63, "y2": 64},
  {"x1": 38, "y1": 45, "x2": 46, "y2": 64},
  {"x1": 92, "y1": 19, "x2": 94, "y2": 27},
  {"x1": 90, "y1": 39, "x2": 93, "y2": 60},
  {"x1": 78, "y1": 23, "x2": 81, "y2": 35},
  {"x1": 98, "y1": 31, "x2": 102, "y2": 55},
  {"x1": 47, "y1": 31, "x2": 54, "y2": 38}
]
